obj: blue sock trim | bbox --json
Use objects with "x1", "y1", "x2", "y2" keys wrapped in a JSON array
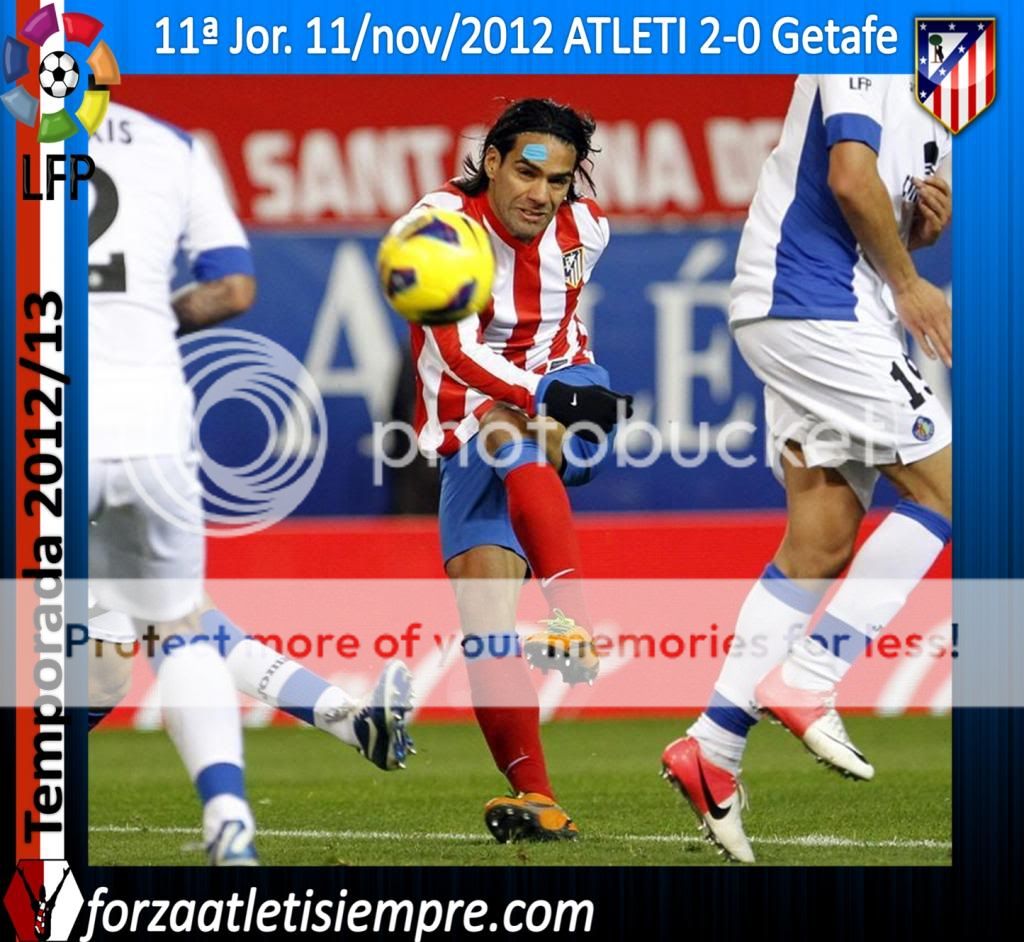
[
  {"x1": 493, "y1": 439, "x2": 544, "y2": 482},
  {"x1": 199, "y1": 609, "x2": 249, "y2": 656},
  {"x1": 892, "y1": 499, "x2": 952, "y2": 545},
  {"x1": 195, "y1": 762, "x2": 246, "y2": 804},
  {"x1": 760, "y1": 563, "x2": 822, "y2": 614},
  {"x1": 277, "y1": 669, "x2": 331, "y2": 726},
  {"x1": 809, "y1": 612, "x2": 871, "y2": 664},
  {"x1": 149, "y1": 610, "x2": 245, "y2": 671},
  {"x1": 705, "y1": 691, "x2": 757, "y2": 737},
  {"x1": 88, "y1": 707, "x2": 113, "y2": 731},
  {"x1": 461, "y1": 632, "x2": 522, "y2": 660}
]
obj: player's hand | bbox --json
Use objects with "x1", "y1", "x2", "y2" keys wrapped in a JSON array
[
  {"x1": 908, "y1": 176, "x2": 951, "y2": 250},
  {"x1": 538, "y1": 381, "x2": 634, "y2": 442},
  {"x1": 893, "y1": 275, "x2": 952, "y2": 367}
]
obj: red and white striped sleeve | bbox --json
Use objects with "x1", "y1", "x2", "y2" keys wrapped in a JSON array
[
  {"x1": 413, "y1": 188, "x2": 465, "y2": 212},
  {"x1": 423, "y1": 317, "x2": 541, "y2": 413}
]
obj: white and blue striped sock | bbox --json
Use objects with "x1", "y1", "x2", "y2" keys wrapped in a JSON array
[
  {"x1": 785, "y1": 500, "x2": 951, "y2": 691},
  {"x1": 157, "y1": 641, "x2": 254, "y2": 841},
  {"x1": 202, "y1": 609, "x2": 358, "y2": 745},
  {"x1": 690, "y1": 563, "x2": 824, "y2": 771}
]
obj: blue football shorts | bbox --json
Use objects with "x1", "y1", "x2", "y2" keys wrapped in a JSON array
[{"x1": 438, "y1": 363, "x2": 618, "y2": 564}]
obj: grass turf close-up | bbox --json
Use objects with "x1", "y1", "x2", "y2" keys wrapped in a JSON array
[{"x1": 89, "y1": 715, "x2": 950, "y2": 867}]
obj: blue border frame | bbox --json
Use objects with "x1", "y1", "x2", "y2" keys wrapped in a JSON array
[{"x1": 2, "y1": 0, "x2": 1021, "y2": 936}]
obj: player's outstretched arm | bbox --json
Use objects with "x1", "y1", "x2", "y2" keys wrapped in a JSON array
[
  {"x1": 173, "y1": 273, "x2": 257, "y2": 335},
  {"x1": 426, "y1": 318, "x2": 541, "y2": 413},
  {"x1": 828, "y1": 141, "x2": 951, "y2": 366},
  {"x1": 428, "y1": 320, "x2": 632, "y2": 433}
]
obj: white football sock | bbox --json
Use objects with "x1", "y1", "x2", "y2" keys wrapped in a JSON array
[
  {"x1": 785, "y1": 500, "x2": 951, "y2": 690},
  {"x1": 201, "y1": 610, "x2": 359, "y2": 746},
  {"x1": 689, "y1": 564, "x2": 823, "y2": 772},
  {"x1": 158, "y1": 641, "x2": 254, "y2": 839}
]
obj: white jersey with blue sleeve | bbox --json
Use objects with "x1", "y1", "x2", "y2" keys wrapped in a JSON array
[
  {"x1": 88, "y1": 102, "x2": 253, "y2": 459},
  {"x1": 730, "y1": 75, "x2": 951, "y2": 329}
]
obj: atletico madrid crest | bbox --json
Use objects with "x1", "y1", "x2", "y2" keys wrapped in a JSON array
[
  {"x1": 562, "y1": 247, "x2": 584, "y2": 289},
  {"x1": 915, "y1": 17, "x2": 995, "y2": 133}
]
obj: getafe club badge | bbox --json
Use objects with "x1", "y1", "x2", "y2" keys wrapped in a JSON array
[
  {"x1": 913, "y1": 416, "x2": 936, "y2": 442},
  {"x1": 915, "y1": 17, "x2": 995, "y2": 133},
  {"x1": 562, "y1": 247, "x2": 584, "y2": 289}
]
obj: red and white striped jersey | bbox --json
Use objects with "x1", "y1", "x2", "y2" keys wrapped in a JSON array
[{"x1": 410, "y1": 185, "x2": 610, "y2": 457}]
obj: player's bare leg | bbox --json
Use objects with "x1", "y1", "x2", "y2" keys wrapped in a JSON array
[
  {"x1": 90, "y1": 607, "x2": 260, "y2": 865},
  {"x1": 758, "y1": 444, "x2": 951, "y2": 779},
  {"x1": 879, "y1": 444, "x2": 952, "y2": 520},
  {"x1": 86, "y1": 598, "x2": 413, "y2": 772},
  {"x1": 448, "y1": 544, "x2": 578, "y2": 843},
  {"x1": 668, "y1": 444, "x2": 863, "y2": 860},
  {"x1": 773, "y1": 444, "x2": 866, "y2": 581}
]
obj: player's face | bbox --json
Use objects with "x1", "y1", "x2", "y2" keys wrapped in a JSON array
[{"x1": 484, "y1": 133, "x2": 576, "y2": 241}]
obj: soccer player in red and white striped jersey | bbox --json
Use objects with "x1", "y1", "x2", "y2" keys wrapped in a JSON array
[
  {"x1": 409, "y1": 182, "x2": 609, "y2": 457},
  {"x1": 405, "y1": 99, "x2": 633, "y2": 842}
]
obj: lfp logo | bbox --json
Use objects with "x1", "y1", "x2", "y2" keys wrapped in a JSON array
[{"x1": 1, "y1": 3, "x2": 120, "y2": 142}]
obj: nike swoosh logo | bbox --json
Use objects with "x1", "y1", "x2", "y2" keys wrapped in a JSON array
[
  {"x1": 697, "y1": 762, "x2": 731, "y2": 820},
  {"x1": 540, "y1": 568, "x2": 575, "y2": 588},
  {"x1": 820, "y1": 731, "x2": 868, "y2": 763}
]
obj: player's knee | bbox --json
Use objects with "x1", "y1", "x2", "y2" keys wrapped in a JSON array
[
  {"x1": 537, "y1": 416, "x2": 566, "y2": 467},
  {"x1": 777, "y1": 533, "x2": 856, "y2": 580},
  {"x1": 449, "y1": 575, "x2": 518, "y2": 634},
  {"x1": 884, "y1": 447, "x2": 952, "y2": 523},
  {"x1": 899, "y1": 488, "x2": 952, "y2": 523},
  {"x1": 478, "y1": 406, "x2": 565, "y2": 470},
  {"x1": 446, "y1": 547, "x2": 523, "y2": 631},
  {"x1": 478, "y1": 406, "x2": 530, "y2": 456},
  {"x1": 925, "y1": 493, "x2": 952, "y2": 523}
]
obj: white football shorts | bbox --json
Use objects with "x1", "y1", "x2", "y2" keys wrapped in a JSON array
[
  {"x1": 89, "y1": 453, "x2": 205, "y2": 635},
  {"x1": 734, "y1": 317, "x2": 952, "y2": 509}
]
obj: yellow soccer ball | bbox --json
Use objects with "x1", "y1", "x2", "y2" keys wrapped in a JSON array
[{"x1": 377, "y1": 207, "x2": 495, "y2": 325}]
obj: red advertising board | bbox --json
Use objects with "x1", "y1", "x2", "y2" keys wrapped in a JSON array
[
  {"x1": 96, "y1": 513, "x2": 952, "y2": 729},
  {"x1": 115, "y1": 74, "x2": 795, "y2": 225}
]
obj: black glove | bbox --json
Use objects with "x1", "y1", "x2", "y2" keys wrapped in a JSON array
[{"x1": 538, "y1": 380, "x2": 634, "y2": 442}]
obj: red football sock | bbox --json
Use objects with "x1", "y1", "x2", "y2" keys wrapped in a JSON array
[
  {"x1": 503, "y1": 463, "x2": 590, "y2": 624},
  {"x1": 465, "y1": 647, "x2": 554, "y2": 798}
]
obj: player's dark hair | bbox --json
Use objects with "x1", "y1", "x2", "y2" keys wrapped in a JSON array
[{"x1": 456, "y1": 98, "x2": 598, "y2": 200}]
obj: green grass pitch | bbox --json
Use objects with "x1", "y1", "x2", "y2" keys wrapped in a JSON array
[{"x1": 89, "y1": 715, "x2": 950, "y2": 866}]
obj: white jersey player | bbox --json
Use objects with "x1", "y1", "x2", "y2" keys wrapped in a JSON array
[
  {"x1": 731, "y1": 75, "x2": 952, "y2": 331},
  {"x1": 87, "y1": 102, "x2": 261, "y2": 865},
  {"x1": 388, "y1": 99, "x2": 632, "y2": 843},
  {"x1": 729, "y1": 74, "x2": 953, "y2": 502},
  {"x1": 87, "y1": 104, "x2": 413, "y2": 866},
  {"x1": 662, "y1": 76, "x2": 953, "y2": 863},
  {"x1": 88, "y1": 103, "x2": 254, "y2": 621}
]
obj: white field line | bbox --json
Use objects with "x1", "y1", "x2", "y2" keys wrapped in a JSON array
[{"x1": 90, "y1": 825, "x2": 950, "y2": 850}]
